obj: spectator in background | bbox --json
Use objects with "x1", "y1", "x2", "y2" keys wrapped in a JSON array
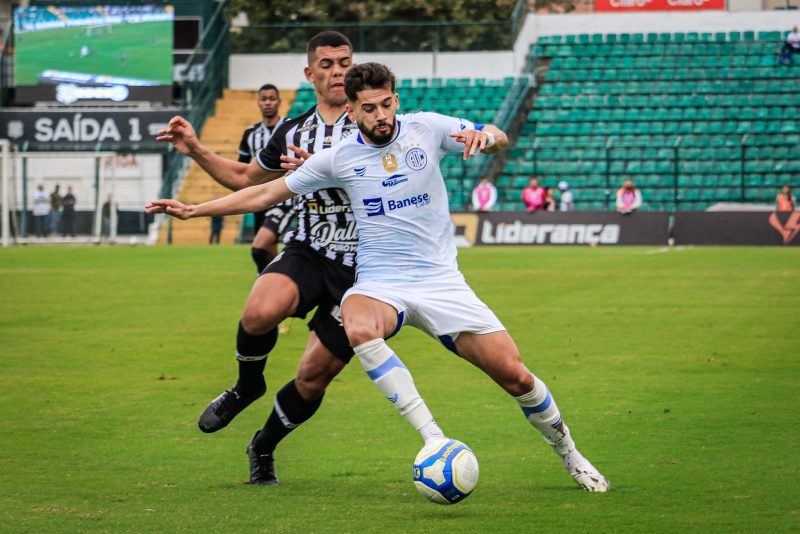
[
  {"x1": 471, "y1": 176, "x2": 497, "y2": 212},
  {"x1": 209, "y1": 215, "x2": 224, "y2": 244},
  {"x1": 558, "y1": 181, "x2": 575, "y2": 212},
  {"x1": 616, "y1": 179, "x2": 642, "y2": 214},
  {"x1": 544, "y1": 187, "x2": 557, "y2": 212},
  {"x1": 780, "y1": 26, "x2": 800, "y2": 65},
  {"x1": 522, "y1": 176, "x2": 546, "y2": 211},
  {"x1": 48, "y1": 184, "x2": 61, "y2": 235},
  {"x1": 32, "y1": 184, "x2": 49, "y2": 237},
  {"x1": 776, "y1": 184, "x2": 795, "y2": 212},
  {"x1": 61, "y1": 186, "x2": 76, "y2": 237},
  {"x1": 101, "y1": 194, "x2": 118, "y2": 238}
]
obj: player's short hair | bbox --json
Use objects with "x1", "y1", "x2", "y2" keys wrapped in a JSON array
[
  {"x1": 344, "y1": 62, "x2": 396, "y2": 102},
  {"x1": 306, "y1": 31, "x2": 353, "y2": 61},
  {"x1": 258, "y1": 83, "x2": 279, "y2": 95}
]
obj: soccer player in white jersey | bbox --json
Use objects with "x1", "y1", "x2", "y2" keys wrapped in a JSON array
[{"x1": 148, "y1": 62, "x2": 610, "y2": 492}]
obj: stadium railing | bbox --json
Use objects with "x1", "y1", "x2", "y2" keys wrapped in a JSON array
[
  {"x1": 465, "y1": 75, "x2": 535, "y2": 208},
  {"x1": 158, "y1": 2, "x2": 229, "y2": 243},
  {"x1": 0, "y1": 22, "x2": 12, "y2": 107},
  {"x1": 160, "y1": 1, "x2": 229, "y2": 200}
]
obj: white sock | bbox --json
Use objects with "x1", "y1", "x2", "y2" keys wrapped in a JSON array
[
  {"x1": 354, "y1": 339, "x2": 444, "y2": 442},
  {"x1": 516, "y1": 376, "x2": 575, "y2": 455}
]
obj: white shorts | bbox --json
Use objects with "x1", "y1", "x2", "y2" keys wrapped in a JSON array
[{"x1": 342, "y1": 274, "x2": 506, "y2": 351}]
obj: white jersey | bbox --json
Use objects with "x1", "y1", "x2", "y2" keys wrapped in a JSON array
[{"x1": 285, "y1": 112, "x2": 478, "y2": 283}]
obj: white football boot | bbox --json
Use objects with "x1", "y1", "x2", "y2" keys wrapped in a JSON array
[{"x1": 561, "y1": 448, "x2": 611, "y2": 492}]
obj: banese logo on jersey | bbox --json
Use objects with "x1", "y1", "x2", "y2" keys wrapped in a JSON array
[{"x1": 363, "y1": 192, "x2": 432, "y2": 217}]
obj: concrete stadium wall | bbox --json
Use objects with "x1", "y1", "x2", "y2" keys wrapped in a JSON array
[
  {"x1": 229, "y1": 51, "x2": 516, "y2": 89},
  {"x1": 229, "y1": 11, "x2": 795, "y2": 90}
]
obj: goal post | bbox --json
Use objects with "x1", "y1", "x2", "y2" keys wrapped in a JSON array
[
  {"x1": 1, "y1": 139, "x2": 9, "y2": 247},
  {"x1": 1, "y1": 149, "x2": 118, "y2": 245}
]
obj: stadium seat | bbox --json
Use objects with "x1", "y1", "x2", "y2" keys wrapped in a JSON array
[{"x1": 514, "y1": 29, "x2": 799, "y2": 211}]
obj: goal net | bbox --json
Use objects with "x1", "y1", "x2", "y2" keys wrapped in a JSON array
[{"x1": 0, "y1": 143, "x2": 163, "y2": 246}]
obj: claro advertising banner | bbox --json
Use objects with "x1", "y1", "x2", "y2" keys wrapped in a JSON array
[
  {"x1": 595, "y1": 0, "x2": 724, "y2": 12},
  {"x1": 451, "y1": 212, "x2": 670, "y2": 246}
]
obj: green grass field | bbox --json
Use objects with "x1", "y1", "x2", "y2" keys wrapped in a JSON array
[
  {"x1": 15, "y1": 21, "x2": 173, "y2": 85},
  {"x1": 1, "y1": 245, "x2": 798, "y2": 532}
]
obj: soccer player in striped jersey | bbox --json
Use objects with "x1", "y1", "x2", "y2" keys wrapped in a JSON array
[
  {"x1": 150, "y1": 62, "x2": 610, "y2": 492},
  {"x1": 238, "y1": 83, "x2": 294, "y2": 274},
  {"x1": 156, "y1": 32, "x2": 359, "y2": 485}
]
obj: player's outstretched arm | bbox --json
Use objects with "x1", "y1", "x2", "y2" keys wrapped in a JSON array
[
  {"x1": 156, "y1": 116, "x2": 280, "y2": 191},
  {"x1": 145, "y1": 177, "x2": 295, "y2": 220},
  {"x1": 449, "y1": 124, "x2": 509, "y2": 160}
]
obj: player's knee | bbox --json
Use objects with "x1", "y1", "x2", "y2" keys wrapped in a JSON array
[
  {"x1": 342, "y1": 307, "x2": 388, "y2": 347},
  {"x1": 295, "y1": 373, "x2": 329, "y2": 401},
  {"x1": 344, "y1": 321, "x2": 382, "y2": 347},
  {"x1": 505, "y1": 368, "x2": 535, "y2": 397},
  {"x1": 241, "y1": 307, "x2": 282, "y2": 335}
]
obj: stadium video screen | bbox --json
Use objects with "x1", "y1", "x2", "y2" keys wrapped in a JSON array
[{"x1": 13, "y1": 5, "x2": 174, "y2": 105}]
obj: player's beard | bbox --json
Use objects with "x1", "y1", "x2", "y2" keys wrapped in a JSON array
[{"x1": 359, "y1": 117, "x2": 396, "y2": 145}]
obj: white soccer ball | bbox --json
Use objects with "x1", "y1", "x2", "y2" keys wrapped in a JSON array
[{"x1": 412, "y1": 438, "x2": 479, "y2": 505}]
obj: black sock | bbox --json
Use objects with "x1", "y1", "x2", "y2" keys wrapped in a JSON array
[
  {"x1": 251, "y1": 247, "x2": 273, "y2": 274},
  {"x1": 252, "y1": 380, "x2": 323, "y2": 455},
  {"x1": 235, "y1": 321, "x2": 277, "y2": 394}
]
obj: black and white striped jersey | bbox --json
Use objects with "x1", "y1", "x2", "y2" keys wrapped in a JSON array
[
  {"x1": 238, "y1": 117, "x2": 286, "y2": 163},
  {"x1": 257, "y1": 106, "x2": 359, "y2": 267}
]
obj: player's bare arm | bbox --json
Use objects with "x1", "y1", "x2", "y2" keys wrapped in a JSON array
[
  {"x1": 449, "y1": 125, "x2": 508, "y2": 160},
  {"x1": 146, "y1": 177, "x2": 295, "y2": 220},
  {"x1": 156, "y1": 115, "x2": 282, "y2": 190}
]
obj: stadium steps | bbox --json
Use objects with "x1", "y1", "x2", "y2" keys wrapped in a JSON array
[{"x1": 158, "y1": 89, "x2": 296, "y2": 244}]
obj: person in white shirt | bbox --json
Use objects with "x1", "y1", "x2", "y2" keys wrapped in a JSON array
[
  {"x1": 781, "y1": 26, "x2": 800, "y2": 64},
  {"x1": 148, "y1": 62, "x2": 610, "y2": 492},
  {"x1": 32, "y1": 184, "x2": 50, "y2": 237},
  {"x1": 558, "y1": 180, "x2": 575, "y2": 212}
]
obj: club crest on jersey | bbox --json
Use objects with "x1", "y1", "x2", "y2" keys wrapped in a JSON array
[
  {"x1": 354, "y1": 166, "x2": 366, "y2": 176},
  {"x1": 405, "y1": 148, "x2": 427, "y2": 171},
  {"x1": 382, "y1": 153, "x2": 398, "y2": 172}
]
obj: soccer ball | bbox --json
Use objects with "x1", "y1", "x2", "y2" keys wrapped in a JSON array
[{"x1": 413, "y1": 438, "x2": 479, "y2": 505}]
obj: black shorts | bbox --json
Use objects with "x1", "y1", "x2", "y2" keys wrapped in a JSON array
[
  {"x1": 261, "y1": 200, "x2": 296, "y2": 237},
  {"x1": 264, "y1": 241, "x2": 355, "y2": 362}
]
